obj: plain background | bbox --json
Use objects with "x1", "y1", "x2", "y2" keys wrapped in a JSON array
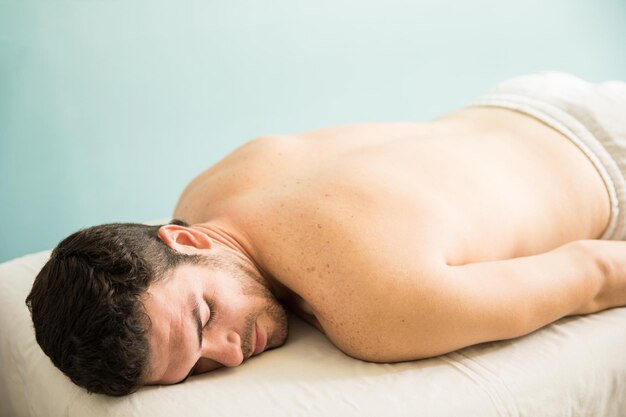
[{"x1": 1, "y1": 0, "x2": 625, "y2": 262}]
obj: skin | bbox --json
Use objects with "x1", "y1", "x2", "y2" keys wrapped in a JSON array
[
  {"x1": 144, "y1": 106, "x2": 626, "y2": 385},
  {"x1": 143, "y1": 236, "x2": 289, "y2": 384}
]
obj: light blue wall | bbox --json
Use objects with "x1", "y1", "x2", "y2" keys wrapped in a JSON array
[{"x1": 1, "y1": 0, "x2": 625, "y2": 262}]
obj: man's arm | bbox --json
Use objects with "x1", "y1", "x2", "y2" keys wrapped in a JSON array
[{"x1": 333, "y1": 239, "x2": 625, "y2": 363}]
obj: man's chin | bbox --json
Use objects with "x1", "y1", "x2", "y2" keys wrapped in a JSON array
[{"x1": 267, "y1": 317, "x2": 289, "y2": 350}]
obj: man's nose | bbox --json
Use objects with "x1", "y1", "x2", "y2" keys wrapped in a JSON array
[{"x1": 201, "y1": 329, "x2": 244, "y2": 368}]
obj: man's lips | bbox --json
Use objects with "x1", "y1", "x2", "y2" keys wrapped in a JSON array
[{"x1": 253, "y1": 322, "x2": 266, "y2": 355}]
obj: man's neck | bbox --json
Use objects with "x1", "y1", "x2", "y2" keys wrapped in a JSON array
[
  {"x1": 195, "y1": 222, "x2": 249, "y2": 255},
  {"x1": 193, "y1": 222, "x2": 290, "y2": 299}
]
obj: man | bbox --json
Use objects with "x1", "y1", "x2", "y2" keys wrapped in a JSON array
[{"x1": 26, "y1": 72, "x2": 626, "y2": 396}]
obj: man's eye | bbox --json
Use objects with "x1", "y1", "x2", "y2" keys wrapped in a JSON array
[{"x1": 205, "y1": 299, "x2": 217, "y2": 327}]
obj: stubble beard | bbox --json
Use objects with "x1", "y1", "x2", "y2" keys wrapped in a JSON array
[
  {"x1": 222, "y1": 251, "x2": 290, "y2": 358},
  {"x1": 239, "y1": 293, "x2": 289, "y2": 359}
]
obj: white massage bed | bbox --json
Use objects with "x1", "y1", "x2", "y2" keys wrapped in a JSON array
[{"x1": 1, "y1": 250, "x2": 626, "y2": 417}]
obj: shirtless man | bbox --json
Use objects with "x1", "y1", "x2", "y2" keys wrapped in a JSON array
[{"x1": 26, "y1": 72, "x2": 626, "y2": 396}]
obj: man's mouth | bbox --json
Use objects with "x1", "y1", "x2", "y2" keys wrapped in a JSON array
[{"x1": 253, "y1": 321, "x2": 266, "y2": 356}]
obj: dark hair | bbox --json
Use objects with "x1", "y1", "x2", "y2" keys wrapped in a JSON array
[{"x1": 25, "y1": 219, "x2": 201, "y2": 396}]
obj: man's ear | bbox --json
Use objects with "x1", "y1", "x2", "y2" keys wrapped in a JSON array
[{"x1": 158, "y1": 224, "x2": 213, "y2": 255}]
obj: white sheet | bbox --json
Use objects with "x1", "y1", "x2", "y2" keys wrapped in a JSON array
[{"x1": 2, "y1": 250, "x2": 626, "y2": 417}]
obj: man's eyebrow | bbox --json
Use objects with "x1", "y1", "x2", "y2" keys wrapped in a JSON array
[{"x1": 191, "y1": 295, "x2": 203, "y2": 349}]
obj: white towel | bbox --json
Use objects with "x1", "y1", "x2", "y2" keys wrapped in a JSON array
[{"x1": 471, "y1": 71, "x2": 626, "y2": 240}]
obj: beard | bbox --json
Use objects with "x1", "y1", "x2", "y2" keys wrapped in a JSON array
[
  {"x1": 212, "y1": 248, "x2": 290, "y2": 359},
  {"x1": 239, "y1": 297, "x2": 289, "y2": 359}
]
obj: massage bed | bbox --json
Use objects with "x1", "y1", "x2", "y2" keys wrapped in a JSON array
[{"x1": 1, "y1": 249, "x2": 626, "y2": 417}]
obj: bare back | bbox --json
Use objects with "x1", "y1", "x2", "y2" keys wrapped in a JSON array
[
  {"x1": 175, "y1": 107, "x2": 609, "y2": 262},
  {"x1": 173, "y1": 106, "x2": 611, "y2": 356}
]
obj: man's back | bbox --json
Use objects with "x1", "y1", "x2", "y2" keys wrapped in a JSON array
[
  {"x1": 171, "y1": 104, "x2": 615, "y2": 360},
  {"x1": 175, "y1": 106, "x2": 608, "y2": 265}
]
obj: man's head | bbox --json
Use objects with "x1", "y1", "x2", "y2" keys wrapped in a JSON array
[{"x1": 25, "y1": 220, "x2": 288, "y2": 396}]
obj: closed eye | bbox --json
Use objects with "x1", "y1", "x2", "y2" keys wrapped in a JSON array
[
  {"x1": 206, "y1": 299, "x2": 217, "y2": 326},
  {"x1": 192, "y1": 298, "x2": 203, "y2": 349},
  {"x1": 205, "y1": 291, "x2": 217, "y2": 328}
]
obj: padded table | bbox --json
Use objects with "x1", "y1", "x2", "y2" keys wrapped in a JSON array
[{"x1": 1, "y1": 250, "x2": 626, "y2": 417}]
